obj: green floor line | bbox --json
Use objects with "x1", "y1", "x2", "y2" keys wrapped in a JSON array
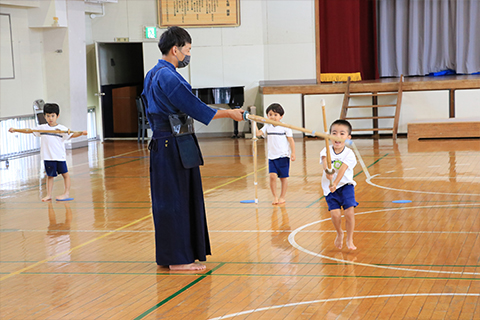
[
  {"x1": 4, "y1": 260, "x2": 480, "y2": 268},
  {"x1": 18, "y1": 271, "x2": 480, "y2": 282},
  {"x1": 133, "y1": 263, "x2": 225, "y2": 320}
]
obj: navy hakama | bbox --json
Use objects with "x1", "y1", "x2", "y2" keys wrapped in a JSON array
[
  {"x1": 142, "y1": 60, "x2": 217, "y2": 266},
  {"x1": 149, "y1": 131, "x2": 210, "y2": 265}
]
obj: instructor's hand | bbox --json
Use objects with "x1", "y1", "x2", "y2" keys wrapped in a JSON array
[{"x1": 229, "y1": 109, "x2": 245, "y2": 121}]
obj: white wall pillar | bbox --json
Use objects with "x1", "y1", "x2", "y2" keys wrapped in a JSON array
[{"x1": 43, "y1": 0, "x2": 87, "y2": 148}]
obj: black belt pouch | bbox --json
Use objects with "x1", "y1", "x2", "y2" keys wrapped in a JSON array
[
  {"x1": 175, "y1": 134, "x2": 203, "y2": 169},
  {"x1": 169, "y1": 113, "x2": 203, "y2": 169}
]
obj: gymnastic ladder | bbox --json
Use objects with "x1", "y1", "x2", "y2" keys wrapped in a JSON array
[{"x1": 340, "y1": 75, "x2": 404, "y2": 139}]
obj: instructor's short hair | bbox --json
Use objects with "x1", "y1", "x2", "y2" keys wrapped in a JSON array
[
  {"x1": 43, "y1": 103, "x2": 60, "y2": 116},
  {"x1": 330, "y1": 119, "x2": 352, "y2": 135},
  {"x1": 158, "y1": 26, "x2": 192, "y2": 55}
]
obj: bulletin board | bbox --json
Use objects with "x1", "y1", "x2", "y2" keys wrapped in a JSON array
[
  {"x1": 0, "y1": 13, "x2": 15, "y2": 79},
  {"x1": 158, "y1": 0, "x2": 240, "y2": 27}
]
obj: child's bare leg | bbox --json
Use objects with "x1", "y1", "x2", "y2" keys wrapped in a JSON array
[
  {"x1": 169, "y1": 262, "x2": 206, "y2": 271},
  {"x1": 344, "y1": 207, "x2": 356, "y2": 250},
  {"x1": 330, "y1": 209, "x2": 343, "y2": 249},
  {"x1": 42, "y1": 176, "x2": 54, "y2": 201},
  {"x1": 56, "y1": 172, "x2": 71, "y2": 200},
  {"x1": 269, "y1": 173, "x2": 278, "y2": 204},
  {"x1": 278, "y1": 177, "x2": 288, "y2": 204}
]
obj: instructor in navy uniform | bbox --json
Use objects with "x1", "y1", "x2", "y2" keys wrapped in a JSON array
[{"x1": 142, "y1": 26, "x2": 244, "y2": 271}]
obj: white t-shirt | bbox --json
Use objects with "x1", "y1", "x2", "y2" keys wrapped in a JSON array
[
  {"x1": 260, "y1": 123, "x2": 293, "y2": 160},
  {"x1": 33, "y1": 124, "x2": 73, "y2": 161},
  {"x1": 320, "y1": 145, "x2": 357, "y2": 196}
]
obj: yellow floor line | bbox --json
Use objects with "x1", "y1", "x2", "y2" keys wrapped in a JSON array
[
  {"x1": 0, "y1": 215, "x2": 152, "y2": 281},
  {"x1": 1, "y1": 166, "x2": 265, "y2": 281},
  {"x1": 204, "y1": 166, "x2": 267, "y2": 194}
]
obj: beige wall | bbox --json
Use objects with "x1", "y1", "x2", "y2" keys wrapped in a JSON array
[{"x1": 1, "y1": 0, "x2": 478, "y2": 139}]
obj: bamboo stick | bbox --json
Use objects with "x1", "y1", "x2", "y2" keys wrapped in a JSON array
[
  {"x1": 251, "y1": 106, "x2": 258, "y2": 204},
  {"x1": 322, "y1": 100, "x2": 335, "y2": 186},
  {"x1": 244, "y1": 110, "x2": 347, "y2": 143},
  {"x1": 9, "y1": 128, "x2": 84, "y2": 135}
]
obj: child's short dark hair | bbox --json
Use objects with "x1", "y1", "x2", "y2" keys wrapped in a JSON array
[
  {"x1": 158, "y1": 26, "x2": 192, "y2": 55},
  {"x1": 330, "y1": 119, "x2": 352, "y2": 135},
  {"x1": 43, "y1": 103, "x2": 60, "y2": 116},
  {"x1": 266, "y1": 103, "x2": 284, "y2": 116}
]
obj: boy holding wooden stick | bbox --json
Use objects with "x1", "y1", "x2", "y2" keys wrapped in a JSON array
[
  {"x1": 9, "y1": 103, "x2": 87, "y2": 201},
  {"x1": 255, "y1": 103, "x2": 296, "y2": 205},
  {"x1": 320, "y1": 119, "x2": 358, "y2": 250}
]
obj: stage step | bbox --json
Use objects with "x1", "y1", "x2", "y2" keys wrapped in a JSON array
[
  {"x1": 345, "y1": 104, "x2": 397, "y2": 108},
  {"x1": 408, "y1": 120, "x2": 480, "y2": 141},
  {"x1": 348, "y1": 92, "x2": 398, "y2": 98},
  {"x1": 353, "y1": 127, "x2": 393, "y2": 132},
  {"x1": 345, "y1": 116, "x2": 395, "y2": 120}
]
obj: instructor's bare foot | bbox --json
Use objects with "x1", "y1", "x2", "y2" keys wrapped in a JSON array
[
  {"x1": 346, "y1": 239, "x2": 357, "y2": 251},
  {"x1": 334, "y1": 233, "x2": 344, "y2": 249},
  {"x1": 56, "y1": 193, "x2": 70, "y2": 201},
  {"x1": 42, "y1": 196, "x2": 52, "y2": 202},
  {"x1": 169, "y1": 262, "x2": 206, "y2": 271},
  {"x1": 277, "y1": 198, "x2": 286, "y2": 204},
  {"x1": 272, "y1": 198, "x2": 279, "y2": 205}
]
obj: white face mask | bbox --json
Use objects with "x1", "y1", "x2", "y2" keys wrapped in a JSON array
[{"x1": 175, "y1": 47, "x2": 190, "y2": 68}]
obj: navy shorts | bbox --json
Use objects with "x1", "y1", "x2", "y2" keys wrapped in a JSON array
[
  {"x1": 269, "y1": 157, "x2": 290, "y2": 178},
  {"x1": 44, "y1": 161, "x2": 68, "y2": 177},
  {"x1": 325, "y1": 184, "x2": 358, "y2": 211}
]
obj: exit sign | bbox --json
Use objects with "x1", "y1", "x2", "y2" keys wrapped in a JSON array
[{"x1": 145, "y1": 27, "x2": 157, "y2": 39}]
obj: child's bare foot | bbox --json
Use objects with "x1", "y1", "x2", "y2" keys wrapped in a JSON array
[
  {"x1": 56, "y1": 193, "x2": 70, "y2": 201},
  {"x1": 277, "y1": 198, "x2": 286, "y2": 204},
  {"x1": 272, "y1": 198, "x2": 279, "y2": 205},
  {"x1": 334, "y1": 232, "x2": 344, "y2": 249},
  {"x1": 346, "y1": 239, "x2": 357, "y2": 250},
  {"x1": 169, "y1": 262, "x2": 206, "y2": 271},
  {"x1": 41, "y1": 196, "x2": 52, "y2": 202}
]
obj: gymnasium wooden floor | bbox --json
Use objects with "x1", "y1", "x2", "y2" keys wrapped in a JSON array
[{"x1": 1, "y1": 136, "x2": 480, "y2": 319}]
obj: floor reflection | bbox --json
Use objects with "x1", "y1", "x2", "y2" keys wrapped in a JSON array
[{"x1": 46, "y1": 202, "x2": 72, "y2": 260}]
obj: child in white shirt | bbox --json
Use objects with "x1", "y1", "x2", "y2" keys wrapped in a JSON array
[
  {"x1": 256, "y1": 103, "x2": 296, "y2": 205},
  {"x1": 9, "y1": 103, "x2": 87, "y2": 201},
  {"x1": 320, "y1": 119, "x2": 358, "y2": 250}
]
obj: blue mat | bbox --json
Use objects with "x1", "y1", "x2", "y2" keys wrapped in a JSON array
[
  {"x1": 392, "y1": 200, "x2": 412, "y2": 204},
  {"x1": 56, "y1": 197, "x2": 74, "y2": 202}
]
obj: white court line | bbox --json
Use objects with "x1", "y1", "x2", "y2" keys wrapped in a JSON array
[
  {"x1": 350, "y1": 142, "x2": 371, "y2": 180},
  {"x1": 204, "y1": 144, "x2": 479, "y2": 320},
  {"x1": 208, "y1": 293, "x2": 480, "y2": 319},
  {"x1": 374, "y1": 176, "x2": 480, "y2": 181},
  {"x1": 367, "y1": 174, "x2": 480, "y2": 196},
  {"x1": 288, "y1": 204, "x2": 480, "y2": 276},
  {"x1": 351, "y1": 141, "x2": 480, "y2": 196}
]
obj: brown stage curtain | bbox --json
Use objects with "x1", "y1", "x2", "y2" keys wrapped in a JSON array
[{"x1": 319, "y1": 0, "x2": 378, "y2": 80}]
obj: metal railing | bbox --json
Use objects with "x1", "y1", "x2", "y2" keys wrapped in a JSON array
[
  {"x1": 0, "y1": 116, "x2": 40, "y2": 161},
  {"x1": 1, "y1": 107, "x2": 97, "y2": 161}
]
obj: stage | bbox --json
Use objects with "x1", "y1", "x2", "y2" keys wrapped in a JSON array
[{"x1": 260, "y1": 74, "x2": 480, "y2": 137}]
